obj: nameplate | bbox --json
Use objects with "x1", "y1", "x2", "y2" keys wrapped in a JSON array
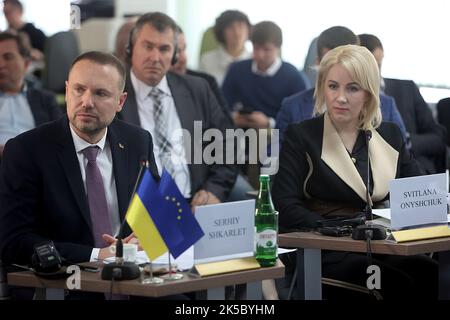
[
  {"x1": 391, "y1": 225, "x2": 450, "y2": 243},
  {"x1": 389, "y1": 173, "x2": 448, "y2": 230},
  {"x1": 190, "y1": 257, "x2": 260, "y2": 277},
  {"x1": 194, "y1": 200, "x2": 255, "y2": 263}
]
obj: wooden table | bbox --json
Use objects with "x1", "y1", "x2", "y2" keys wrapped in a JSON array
[
  {"x1": 279, "y1": 232, "x2": 450, "y2": 300},
  {"x1": 7, "y1": 260, "x2": 285, "y2": 300}
]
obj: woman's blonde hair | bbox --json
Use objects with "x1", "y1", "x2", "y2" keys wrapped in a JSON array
[{"x1": 314, "y1": 44, "x2": 381, "y2": 130}]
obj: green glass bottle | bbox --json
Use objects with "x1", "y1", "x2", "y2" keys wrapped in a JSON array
[{"x1": 255, "y1": 174, "x2": 278, "y2": 267}]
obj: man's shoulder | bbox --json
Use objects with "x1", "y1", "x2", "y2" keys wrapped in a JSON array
[
  {"x1": 376, "y1": 122, "x2": 404, "y2": 149},
  {"x1": 283, "y1": 88, "x2": 314, "y2": 107},
  {"x1": 380, "y1": 94, "x2": 395, "y2": 107},
  {"x1": 109, "y1": 118, "x2": 149, "y2": 137},
  {"x1": 8, "y1": 117, "x2": 65, "y2": 145},
  {"x1": 167, "y1": 72, "x2": 211, "y2": 96},
  {"x1": 384, "y1": 77, "x2": 416, "y2": 90},
  {"x1": 187, "y1": 69, "x2": 216, "y2": 84},
  {"x1": 285, "y1": 115, "x2": 323, "y2": 138},
  {"x1": 228, "y1": 59, "x2": 252, "y2": 72},
  {"x1": 26, "y1": 82, "x2": 56, "y2": 99}
]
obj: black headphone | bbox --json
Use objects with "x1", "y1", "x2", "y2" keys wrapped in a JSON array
[{"x1": 126, "y1": 25, "x2": 178, "y2": 66}]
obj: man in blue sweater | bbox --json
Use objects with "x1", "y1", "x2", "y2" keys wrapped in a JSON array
[
  {"x1": 276, "y1": 26, "x2": 407, "y2": 143},
  {"x1": 222, "y1": 21, "x2": 309, "y2": 129}
]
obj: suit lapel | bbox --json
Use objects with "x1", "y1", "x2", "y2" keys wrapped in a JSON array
[
  {"x1": 167, "y1": 72, "x2": 195, "y2": 134},
  {"x1": 54, "y1": 118, "x2": 92, "y2": 231},
  {"x1": 321, "y1": 112, "x2": 368, "y2": 202},
  {"x1": 26, "y1": 88, "x2": 43, "y2": 126},
  {"x1": 108, "y1": 122, "x2": 129, "y2": 221},
  {"x1": 370, "y1": 130, "x2": 398, "y2": 202},
  {"x1": 121, "y1": 73, "x2": 142, "y2": 126},
  {"x1": 321, "y1": 113, "x2": 399, "y2": 203}
]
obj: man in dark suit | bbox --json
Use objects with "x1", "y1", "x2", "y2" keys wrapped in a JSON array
[
  {"x1": 0, "y1": 32, "x2": 62, "y2": 156},
  {"x1": 118, "y1": 12, "x2": 237, "y2": 207},
  {"x1": 0, "y1": 51, "x2": 159, "y2": 267},
  {"x1": 359, "y1": 33, "x2": 446, "y2": 174}
]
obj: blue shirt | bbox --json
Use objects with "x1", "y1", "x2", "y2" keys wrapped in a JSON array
[{"x1": 0, "y1": 88, "x2": 35, "y2": 145}]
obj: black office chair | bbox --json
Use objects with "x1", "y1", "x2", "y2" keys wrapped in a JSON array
[
  {"x1": 42, "y1": 31, "x2": 80, "y2": 94},
  {"x1": 436, "y1": 98, "x2": 450, "y2": 169}
]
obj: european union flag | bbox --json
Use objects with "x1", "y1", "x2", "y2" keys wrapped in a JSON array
[
  {"x1": 159, "y1": 169, "x2": 205, "y2": 258},
  {"x1": 126, "y1": 170, "x2": 184, "y2": 260}
]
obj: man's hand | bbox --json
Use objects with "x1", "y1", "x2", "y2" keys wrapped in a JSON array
[
  {"x1": 191, "y1": 189, "x2": 221, "y2": 211},
  {"x1": 98, "y1": 246, "x2": 115, "y2": 261},
  {"x1": 102, "y1": 233, "x2": 142, "y2": 250},
  {"x1": 232, "y1": 111, "x2": 270, "y2": 129}
]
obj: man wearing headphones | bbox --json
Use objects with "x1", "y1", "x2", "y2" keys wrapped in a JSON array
[{"x1": 118, "y1": 12, "x2": 237, "y2": 208}]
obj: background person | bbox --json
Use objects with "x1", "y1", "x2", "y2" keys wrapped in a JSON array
[
  {"x1": 117, "y1": 12, "x2": 237, "y2": 208},
  {"x1": 199, "y1": 10, "x2": 252, "y2": 86},
  {"x1": 359, "y1": 33, "x2": 446, "y2": 174}
]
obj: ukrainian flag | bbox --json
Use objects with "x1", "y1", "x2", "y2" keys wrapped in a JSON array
[{"x1": 125, "y1": 170, "x2": 184, "y2": 260}]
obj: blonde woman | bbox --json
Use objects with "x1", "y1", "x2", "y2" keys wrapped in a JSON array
[{"x1": 273, "y1": 45, "x2": 437, "y2": 299}]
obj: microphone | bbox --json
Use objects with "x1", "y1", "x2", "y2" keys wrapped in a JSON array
[
  {"x1": 101, "y1": 158, "x2": 148, "y2": 281},
  {"x1": 352, "y1": 130, "x2": 386, "y2": 241},
  {"x1": 364, "y1": 130, "x2": 373, "y2": 221}
]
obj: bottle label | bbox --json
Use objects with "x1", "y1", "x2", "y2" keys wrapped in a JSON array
[{"x1": 256, "y1": 229, "x2": 277, "y2": 248}]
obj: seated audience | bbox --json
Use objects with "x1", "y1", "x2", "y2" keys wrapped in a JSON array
[
  {"x1": 170, "y1": 25, "x2": 254, "y2": 202},
  {"x1": 276, "y1": 26, "x2": 407, "y2": 143},
  {"x1": 222, "y1": 21, "x2": 309, "y2": 130},
  {"x1": 199, "y1": 10, "x2": 252, "y2": 85},
  {"x1": 114, "y1": 17, "x2": 139, "y2": 65},
  {"x1": 359, "y1": 33, "x2": 446, "y2": 174},
  {"x1": 272, "y1": 44, "x2": 437, "y2": 299},
  {"x1": 0, "y1": 32, "x2": 61, "y2": 156}
]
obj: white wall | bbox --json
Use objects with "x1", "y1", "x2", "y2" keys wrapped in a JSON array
[
  {"x1": 0, "y1": 0, "x2": 71, "y2": 35},
  {"x1": 176, "y1": 0, "x2": 450, "y2": 93}
]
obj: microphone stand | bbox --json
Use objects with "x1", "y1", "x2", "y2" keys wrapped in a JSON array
[
  {"x1": 101, "y1": 160, "x2": 148, "y2": 281},
  {"x1": 352, "y1": 130, "x2": 387, "y2": 241}
]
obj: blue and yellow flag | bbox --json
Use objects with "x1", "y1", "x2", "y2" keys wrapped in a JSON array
[
  {"x1": 125, "y1": 170, "x2": 184, "y2": 260},
  {"x1": 159, "y1": 170, "x2": 205, "y2": 259}
]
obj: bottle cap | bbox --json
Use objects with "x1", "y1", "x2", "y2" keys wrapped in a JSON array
[{"x1": 259, "y1": 174, "x2": 270, "y2": 181}]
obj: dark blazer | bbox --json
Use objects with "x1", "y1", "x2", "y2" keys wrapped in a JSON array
[
  {"x1": 0, "y1": 117, "x2": 159, "y2": 265},
  {"x1": 276, "y1": 88, "x2": 408, "y2": 143},
  {"x1": 384, "y1": 78, "x2": 446, "y2": 173},
  {"x1": 26, "y1": 80, "x2": 63, "y2": 126},
  {"x1": 272, "y1": 114, "x2": 423, "y2": 232},
  {"x1": 118, "y1": 71, "x2": 237, "y2": 201}
]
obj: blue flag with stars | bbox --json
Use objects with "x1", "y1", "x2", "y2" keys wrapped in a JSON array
[{"x1": 158, "y1": 169, "x2": 205, "y2": 258}]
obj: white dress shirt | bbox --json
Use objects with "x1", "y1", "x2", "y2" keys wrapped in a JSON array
[
  {"x1": 251, "y1": 57, "x2": 282, "y2": 77},
  {"x1": 130, "y1": 71, "x2": 191, "y2": 198},
  {"x1": 199, "y1": 46, "x2": 252, "y2": 86},
  {"x1": 69, "y1": 125, "x2": 120, "y2": 261}
]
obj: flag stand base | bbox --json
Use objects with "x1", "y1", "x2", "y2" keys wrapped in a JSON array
[{"x1": 101, "y1": 262, "x2": 140, "y2": 280}]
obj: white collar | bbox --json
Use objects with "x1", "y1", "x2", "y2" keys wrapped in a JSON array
[
  {"x1": 130, "y1": 71, "x2": 171, "y2": 103},
  {"x1": 70, "y1": 124, "x2": 108, "y2": 153},
  {"x1": 252, "y1": 57, "x2": 282, "y2": 77}
]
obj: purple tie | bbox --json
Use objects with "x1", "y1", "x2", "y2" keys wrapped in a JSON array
[{"x1": 83, "y1": 146, "x2": 112, "y2": 248}]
